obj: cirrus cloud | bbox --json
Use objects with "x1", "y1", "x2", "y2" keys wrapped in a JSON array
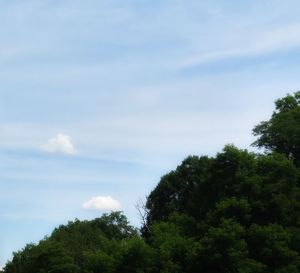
[
  {"x1": 82, "y1": 196, "x2": 121, "y2": 211},
  {"x1": 41, "y1": 133, "x2": 77, "y2": 155}
]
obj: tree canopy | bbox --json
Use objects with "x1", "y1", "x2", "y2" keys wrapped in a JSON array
[
  {"x1": 253, "y1": 91, "x2": 300, "y2": 166},
  {"x1": 2, "y1": 92, "x2": 300, "y2": 273}
]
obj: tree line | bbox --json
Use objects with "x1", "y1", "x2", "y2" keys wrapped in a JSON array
[{"x1": 2, "y1": 92, "x2": 300, "y2": 273}]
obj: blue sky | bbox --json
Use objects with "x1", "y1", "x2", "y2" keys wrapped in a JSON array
[{"x1": 1, "y1": 0, "x2": 300, "y2": 266}]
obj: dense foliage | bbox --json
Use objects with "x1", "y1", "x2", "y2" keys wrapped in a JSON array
[
  {"x1": 3, "y1": 213, "x2": 155, "y2": 273},
  {"x1": 253, "y1": 91, "x2": 300, "y2": 166},
  {"x1": 144, "y1": 147, "x2": 300, "y2": 272},
  {"x1": 2, "y1": 92, "x2": 300, "y2": 273}
]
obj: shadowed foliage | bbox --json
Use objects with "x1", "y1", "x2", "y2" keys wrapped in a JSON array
[{"x1": 2, "y1": 93, "x2": 300, "y2": 273}]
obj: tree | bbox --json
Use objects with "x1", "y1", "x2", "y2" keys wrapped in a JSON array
[
  {"x1": 144, "y1": 145, "x2": 300, "y2": 272},
  {"x1": 3, "y1": 212, "x2": 139, "y2": 273},
  {"x1": 253, "y1": 91, "x2": 300, "y2": 166},
  {"x1": 4, "y1": 92, "x2": 300, "y2": 273},
  {"x1": 247, "y1": 224, "x2": 300, "y2": 272},
  {"x1": 144, "y1": 155, "x2": 213, "y2": 230},
  {"x1": 4, "y1": 241, "x2": 79, "y2": 273},
  {"x1": 190, "y1": 219, "x2": 264, "y2": 273}
]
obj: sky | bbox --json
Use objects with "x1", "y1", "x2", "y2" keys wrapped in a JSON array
[{"x1": 1, "y1": 0, "x2": 300, "y2": 267}]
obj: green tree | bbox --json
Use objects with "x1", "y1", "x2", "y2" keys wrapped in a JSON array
[
  {"x1": 144, "y1": 145, "x2": 300, "y2": 272},
  {"x1": 4, "y1": 92, "x2": 300, "y2": 273},
  {"x1": 117, "y1": 236, "x2": 155, "y2": 273},
  {"x1": 190, "y1": 219, "x2": 264, "y2": 273},
  {"x1": 149, "y1": 217, "x2": 196, "y2": 273},
  {"x1": 247, "y1": 224, "x2": 300, "y2": 272},
  {"x1": 3, "y1": 212, "x2": 139, "y2": 273},
  {"x1": 4, "y1": 241, "x2": 79, "y2": 273},
  {"x1": 253, "y1": 91, "x2": 300, "y2": 166}
]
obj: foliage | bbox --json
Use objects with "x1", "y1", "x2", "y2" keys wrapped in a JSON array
[
  {"x1": 3, "y1": 92, "x2": 300, "y2": 273},
  {"x1": 2, "y1": 212, "x2": 148, "y2": 273},
  {"x1": 253, "y1": 91, "x2": 300, "y2": 166},
  {"x1": 144, "y1": 145, "x2": 300, "y2": 272}
]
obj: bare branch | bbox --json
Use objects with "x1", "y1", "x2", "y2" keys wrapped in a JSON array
[{"x1": 135, "y1": 196, "x2": 150, "y2": 233}]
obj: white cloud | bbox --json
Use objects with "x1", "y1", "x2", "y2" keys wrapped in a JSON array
[
  {"x1": 181, "y1": 23, "x2": 300, "y2": 68},
  {"x1": 82, "y1": 196, "x2": 121, "y2": 211},
  {"x1": 41, "y1": 133, "x2": 77, "y2": 155}
]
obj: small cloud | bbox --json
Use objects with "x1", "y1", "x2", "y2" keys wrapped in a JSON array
[
  {"x1": 41, "y1": 133, "x2": 77, "y2": 155},
  {"x1": 82, "y1": 196, "x2": 121, "y2": 211}
]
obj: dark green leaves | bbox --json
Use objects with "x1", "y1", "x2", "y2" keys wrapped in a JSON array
[
  {"x1": 4, "y1": 92, "x2": 300, "y2": 273},
  {"x1": 253, "y1": 91, "x2": 300, "y2": 166}
]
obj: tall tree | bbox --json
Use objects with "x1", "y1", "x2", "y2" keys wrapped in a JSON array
[{"x1": 253, "y1": 91, "x2": 300, "y2": 166}]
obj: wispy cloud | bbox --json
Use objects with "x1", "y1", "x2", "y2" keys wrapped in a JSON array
[
  {"x1": 41, "y1": 133, "x2": 77, "y2": 155},
  {"x1": 2, "y1": 0, "x2": 300, "y2": 266},
  {"x1": 82, "y1": 196, "x2": 121, "y2": 211},
  {"x1": 181, "y1": 23, "x2": 300, "y2": 68}
]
